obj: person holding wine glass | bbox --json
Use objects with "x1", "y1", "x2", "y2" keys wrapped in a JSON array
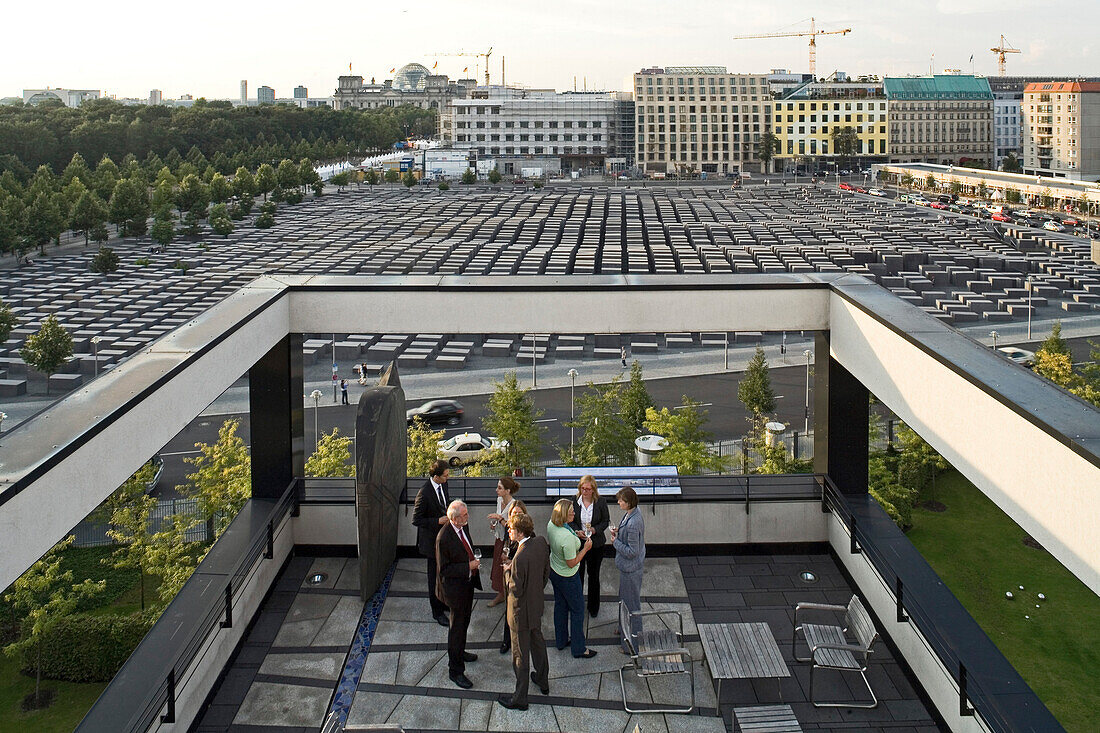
[
  {"x1": 547, "y1": 499, "x2": 597, "y2": 658},
  {"x1": 487, "y1": 477, "x2": 520, "y2": 608},
  {"x1": 498, "y1": 499, "x2": 529, "y2": 654},
  {"x1": 611, "y1": 486, "x2": 645, "y2": 652},
  {"x1": 567, "y1": 475, "x2": 610, "y2": 617}
]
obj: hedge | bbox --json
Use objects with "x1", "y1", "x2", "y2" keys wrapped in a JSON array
[{"x1": 21, "y1": 612, "x2": 156, "y2": 682}]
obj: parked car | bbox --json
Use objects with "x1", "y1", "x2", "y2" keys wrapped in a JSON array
[
  {"x1": 855, "y1": 186, "x2": 868, "y2": 194},
  {"x1": 406, "y1": 399, "x2": 464, "y2": 426},
  {"x1": 1043, "y1": 220, "x2": 1066, "y2": 232},
  {"x1": 998, "y1": 347, "x2": 1035, "y2": 367},
  {"x1": 930, "y1": 202, "x2": 948, "y2": 210},
  {"x1": 867, "y1": 188, "x2": 886, "y2": 197},
  {"x1": 437, "y1": 432, "x2": 508, "y2": 467},
  {"x1": 838, "y1": 182, "x2": 855, "y2": 191},
  {"x1": 991, "y1": 212, "x2": 1012, "y2": 222}
]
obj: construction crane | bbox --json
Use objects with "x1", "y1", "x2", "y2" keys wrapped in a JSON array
[
  {"x1": 732, "y1": 18, "x2": 851, "y2": 77},
  {"x1": 991, "y1": 35, "x2": 1021, "y2": 76},
  {"x1": 434, "y1": 47, "x2": 493, "y2": 86}
]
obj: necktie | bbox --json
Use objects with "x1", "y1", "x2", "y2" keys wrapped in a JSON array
[
  {"x1": 436, "y1": 483, "x2": 446, "y2": 509},
  {"x1": 457, "y1": 528, "x2": 474, "y2": 560}
]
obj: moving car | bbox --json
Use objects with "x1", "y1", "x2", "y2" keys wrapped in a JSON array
[
  {"x1": 437, "y1": 432, "x2": 508, "y2": 467},
  {"x1": 406, "y1": 399, "x2": 464, "y2": 426},
  {"x1": 998, "y1": 347, "x2": 1036, "y2": 367},
  {"x1": 991, "y1": 212, "x2": 1012, "y2": 222},
  {"x1": 143, "y1": 455, "x2": 165, "y2": 495},
  {"x1": 867, "y1": 188, "x2": 886, "y2": 197},
  {"x1": 930, "y1": 202, "x2": 948, "y2": 210},
  {"x1": 1043, "y1": 220, "x2": 1066, "y2": 232},
  {"x1": 838, "y1": 182, "x2": 855, "y2": 191}
]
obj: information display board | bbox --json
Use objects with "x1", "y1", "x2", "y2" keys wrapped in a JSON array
[{"x1": 544, "y1": 465, "x2": 682, "y2": 497}]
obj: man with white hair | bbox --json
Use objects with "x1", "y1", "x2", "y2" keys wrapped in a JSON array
[{"x1": 436, "y1": 500, "x2": 482, "y2": 688}]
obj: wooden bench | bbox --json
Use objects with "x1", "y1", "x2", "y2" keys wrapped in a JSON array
[
  {"x1": 733, "y1": 704, "x2": 802, "y2": 732},
  {"x1": 618, "y1": 601, "x2": 694, "y2": 714}
]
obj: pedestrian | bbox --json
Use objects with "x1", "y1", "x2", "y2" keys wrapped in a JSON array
[
  {"x1": 611, "y1": 486, "x2": 645, "y2": 651},
  {"x1": 487, "y1": 476, "x2": 520, "y2": 608},
  {"x1": 412, "y1": 460, "x2": 451, "y2": 626},
  {"x1": 567, "y1": 475, "x2": 609, "y2": 617},
  {"x1": 436, "y1": 500, "x2": 482, "y2": 689},
  {"x1": 496, "y1": 511, "x2": 550, "y2": 710},
  {"x1": 547, "y1": 498, "x2": 597, "y2": 658},
  {"x1": 620, "y1": 346, "x2": 627, "y2": 369},
  {"x1": 340, "y1": 378, "x2": 349, "y2": 405}
]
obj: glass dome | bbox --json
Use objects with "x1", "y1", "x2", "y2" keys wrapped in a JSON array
[{"x1": 393, "y1": 63, "x2": 431, "y2": 91}]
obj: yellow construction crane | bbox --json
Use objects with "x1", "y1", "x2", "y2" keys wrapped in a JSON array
[
  {"x1": 732, "y1": 18, "x2": 851, "y2": 77},
  {"x1": 434, "y1": 47, "x2": 493, "y2": 86},
  {"x1": 991, "y1": 35, "x2": 1021, "y2": 76}
]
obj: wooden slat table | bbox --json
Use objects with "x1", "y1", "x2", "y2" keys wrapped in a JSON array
[{"x1": 698, "y1": 622, "x2": 790, "y2": 715}]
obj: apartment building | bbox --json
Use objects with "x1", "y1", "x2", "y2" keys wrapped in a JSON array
[
  {"x1": 772, "y1": 80, "x2": 887, "y2": 170},
  {"x1": 885, "y1": 75, "x2": 994, "y2": 168},
  {"x1": 634, "y1": 67, "x2": 769, "y2": 177},
  {"x1": 1021, "y1": 81, "x2": 1100, "y2": 181}
]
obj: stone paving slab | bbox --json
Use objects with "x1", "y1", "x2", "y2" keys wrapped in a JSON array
[{"x1": 233, "y1": 681, "x2": 331, "y2": 727}]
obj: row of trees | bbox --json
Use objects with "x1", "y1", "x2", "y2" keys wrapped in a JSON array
[{"x1": 0, "y1": 98, "x2": 436, "y2": 177}]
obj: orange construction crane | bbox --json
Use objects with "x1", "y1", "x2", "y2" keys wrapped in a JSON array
[
  {"x1": 434, "y1": 47, "x2": 493, "y2": 86},
  {"x1": 732, "y1": 18, "x2": 851, "y2": 77},
  {"x1": 991, "y1": 35, "x2": 1021, "y2": 76}
]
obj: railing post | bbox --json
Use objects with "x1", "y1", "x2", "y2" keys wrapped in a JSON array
[
  {"x1": 160, "y1": 667, "x2": 176, "y2": 724},
  {"x1": 265, "y1": 520, "x2": 274, "y2": 560},
  {"x1": 896, "y1": 577, "x2": 909, "y2": 623},
  {"x1": 850, "y1": 516, "x2": 860, "y2": 554},
  {"x1": 820, "y1": 475, "x2": 829, "y2": 513},
  {"x1": 745, "y1": 474, "x2": 751, "y2": 514},
  {"x1": 220, "y1": 583, "x2": 233, "y2": 629},
  {"x1": 959, "y1": 663, "x2": 974, "y2": 717}
]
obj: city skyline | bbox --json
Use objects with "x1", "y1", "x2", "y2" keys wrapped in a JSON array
[{"x1": 4, "y1": 1, "x2": 1099, "y2": 101}]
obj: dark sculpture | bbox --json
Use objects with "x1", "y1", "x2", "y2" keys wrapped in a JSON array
[{"x1": 355, "y1": 361, "x2": 405, "y2": 600}]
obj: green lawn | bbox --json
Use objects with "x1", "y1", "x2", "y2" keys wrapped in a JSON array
[
  {"x1": 907, "y1": 471, "x2": 1100, "y2": 732},
  {"x1": 0, "y1": 653, "x2": 105, "y2": 732}
]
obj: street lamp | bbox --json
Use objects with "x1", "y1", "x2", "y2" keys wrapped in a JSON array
[
  {"x1": 803, "y1": 350, "x2": 812, "y2": 434},
  {"x1": 91, "y1": 336, "x2": 101, "y2": 377},
  {"x1": 990, "y1": 330, "x2": 999, "y2": 351},
  {"x1": 1026, "y1": 274, "x2": 1033, "y2": 340},
  {"x1": 723, "y1": 332, "x2": 729, "y2": 370},
  {"x1": 310, "y1": 389, "x2": 323, "y2": 452},
  {"x1": 567, "y1": 368, "x2": 579, "y2": 458},
  {"x1": 530, "y1": 334, "x2": 537, "y2": 388}
]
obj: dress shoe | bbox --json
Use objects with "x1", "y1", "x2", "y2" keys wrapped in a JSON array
[
  {"x1": 496, "y1": 693, "x2": 527, "y2": 711},
  {"x1": 499, "y1": 640, "x2": 511, "y2": 654},
  {"x1": 531, "y1": 671, "x2": 549, "y2": 695},
  {"x1": 574, "y1": 648, "x2": 597, "y2": 659},
  {"x1": 450, "y1": 673, "x2": 473, "y2": 689},
  {"x1": 434, "y1": 613, "x2": 449, "y2": 626},
  {"x1": 555, "y1": 638, "x2": 570, "y2": 651},
  {"x1": 462, "y1": 651, "x2": 478, "y2": 662}
]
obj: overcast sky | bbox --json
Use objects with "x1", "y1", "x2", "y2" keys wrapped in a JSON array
[{"x1": 5, "y1": 1, "x2": 1097, "y2": 100}]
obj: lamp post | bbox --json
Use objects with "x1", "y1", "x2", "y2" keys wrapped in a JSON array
[
  {"x1": 310, "y1": 389, "x2": 323, "y2": 452},
  {"x1": 91, "y1": 336, "x2": 101, "y2": 377},
  {"x1": 1026, "y1": 274, "x2": 1033, "y2": 340},
  {"x1": 567, "y1": 368, "x2": 579, "y2": 458},
  {"x1": 803, "y1": 350, "x2": 812, "y2": 434},
  {"x1": 530, "y1": 333, "x2": 537, "y2": 387},
  {"x1": 724, "y1": 332, "x2": 729, "y2": 370},
  {"x1": 990, "y1": 330, "x2": 999, "y2": 351}
]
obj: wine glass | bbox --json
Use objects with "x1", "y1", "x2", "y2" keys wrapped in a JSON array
[
  {"x1": 584, "y1": 522, "x2": 593, "y2": 538},
  {"x1": 502, "y1": 545, "x2": 511, "y2": 561},
  {"x1": 473, "y1": 548, "x2": 482, "y2": 561}
]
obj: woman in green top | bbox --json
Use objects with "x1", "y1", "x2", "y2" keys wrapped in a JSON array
[{"x1": 547, "y1": 498, "x2": 596, "y2": 658}]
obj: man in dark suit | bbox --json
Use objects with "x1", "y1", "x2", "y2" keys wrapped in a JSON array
[
  {"x1": 436, "y1": 499, "x2": 482, "y2": 689},
  {"x1": 413, "y1": 459, "x2": 451, "y2": 625},
  {"x1": 497, "y1": 512, "x2": 550, "y2": 710}
]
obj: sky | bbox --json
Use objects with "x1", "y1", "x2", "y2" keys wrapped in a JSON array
[{"x1": 5, "y1": 0, "x2": 1098, "y2": 101}]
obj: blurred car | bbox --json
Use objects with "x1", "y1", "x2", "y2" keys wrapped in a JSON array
[
  {"x1": 406, "y1": 399, "x2": 464, "y2": 426},
  {"x1": 855, "y1": 186, "x2": 868, "y2": 194},
  {"x1": 867, "y1": 188, "x2": 886, "y2": 197},
  {"x1": 437, "y1": 432, "x2": 508, "y2": 467},
  {"x1": 838, "y1": 182, "x2": 855, "y2": 191},
  {"x1": 930, "y1": 202, "x2": 948, "y2": 210},
  {"x1": 998, "y1": 347, "x2": 1035, "y2": 367},
  {"x1": 1043, "y1": 220, "x2": 1066, "y2": 232},
  {"x1": 143, "y1": 455, "x2": 165, "y2": 495},
  {"x1": 991, "y1": 212, "x2": 1012, "y2": 222}
]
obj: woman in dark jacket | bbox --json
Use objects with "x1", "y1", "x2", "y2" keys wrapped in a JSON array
[{"x1": 567, "y1": 474, "x2": 610, "y2": 617}]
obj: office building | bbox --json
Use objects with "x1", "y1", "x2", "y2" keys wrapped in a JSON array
[
  {"x1": 634, "y1": 66, "x2": 770, "y2": 177},
  {"x1": 1021, "y1": 80, "x2": 1100, "y2": 181},
  {"x1": 449, "y1": 87, "x2": 632, "y2": 175},
  {"x1": 885, "y1": 75, "x2": 994, "y2": 168},
  {"x1": 257, "y1": 85, "x2": 275, "y2": 104},
  {"x1": 772, "y1": 79, "x2": 887, "y2": 171},
  {"x1": 240, "y1": 80, "x2": 247, "y2": 104},
  {"x1": 148, "y1": 89, "x2": 162, "y2": 106},
  {"x1": 294, "y1": 85, "x2": 308, "y2": 99},
  {"x1": 987, "y1": 77, "x2": 1100, "y2": 169},
  {"x1": 22, "y1": 87, "x2": 100, "y2": 107}
]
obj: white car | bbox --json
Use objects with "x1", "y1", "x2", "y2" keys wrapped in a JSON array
[
  {"x1": 437, "y1": 432, "x2": 508, "y2": 467},
  {"x1": 1043, "y1": 220, "x2": 1066, "y2": 232},
  {"x1": 868, "y1": 188, "x2": 886, "y2": 197},
  {"x1": 997, "y1": 347, "x2": 1035, "y2": 367}
]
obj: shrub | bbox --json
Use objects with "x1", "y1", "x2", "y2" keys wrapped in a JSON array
[
  {"x1": 285, "y1": 189, "x2": 304, "y2": 205},
  {"x1": 21, "y1": 612, "x2": 156, "y2": 682},
  {"x1": 255, "y1": 211, "x2": 275, "y2": 229},
  {"x1": 438, "y1": 181, "x2": 450, "y2": 191},
  {"x1": 89, "y1": 246, "x2": 119, "y2": 274}
]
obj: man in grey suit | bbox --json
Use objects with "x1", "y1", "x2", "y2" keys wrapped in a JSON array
[{"x1": 497, "y1": 512, "x2": 550, "y2": 711}]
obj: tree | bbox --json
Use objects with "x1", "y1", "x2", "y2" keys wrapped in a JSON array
[
  {"x1": 620, "y1": 360, "x2": 654, "y2": 434},
  {"x1": 948, "y1": 179, "x2": 962, "y2": 195},
  {"x1": 755, "y1": 132, "x2": 781, "y2": 172},
  {"x1": 642, "y1": 398, "x2": 728, "y2": 475},
  {"x1": 89, "y1": 245, "x2": 119, "y2": 274},
  {"x1": 737, "y1": 347, "x2": 776, "y2": 428},
  {"x1": 977, "y1": 180, "x2": 990, "y2": 199},
  {"x1": 0, "y1": 297, "x2": 18, "y2": 343},
  {"x1": 1005, "y1": 187, "x2": 1021, "y2": 204},
  {"x1": 208, "y1": 172, "x2": 231, "y2": 204},
  {"x1": 181, "y1": 418, "x2": 251, "y2": 538},
  {"x1": 561, "y1": 378, "x2": 635, "y2": 466},
  {"x1": 151, "y1": 206, "x2": 175, "y2": 247},
  {"x1": 176, "y1": 174, "x2": 209, "y2": 219},
  {"x1": 68, "y1": 190, "x2": 108, "y2": 245},
  {"x1": 254, "y1": 163, "x2": 277, "y2": 200},
  {"x1": 1040, "y1": 321, "x2": 1070, "y2": 357},
  {"x1": 0, "y1": 195, "x2": 26, "y2": 257},
  {"x1": 365, "y1": 169, "x2": 380, "y2": 186},
  {"x1": 93, "y1": 156, "x2": 120, "y2": 201},
  {"x1": 1001, "y1": 152, "x2": 1022, "y2": 173},
  {"x1": 298, "y1": 158, "x2": 319, "y2": 192},
  {"x1": 26, "y1": 192, "x2": 64, "y2": 254},
  {"x1": 276, "y1": 159, "x2": 300, "y2": 191},
  {"x1": 383, "y1": 168, "x2": 399, "y2": 185},
  {"x1": 402, "y1": 170, "x2": 417, "y2": 188},
  {"x1": 488, "y1": 168, "x2": 502, "y2": 184},
  {"x1": 407, "y1": 417, "x2": 444, "y2": 478},
  {"x1": 20, "y1": 315, "x2": 73, "y2": 395},
  {"x1": 305, "y1": 428, "x2": 355, "y2": 477},
  {"x1": 107, "y1": 178, "x2": 151, "y2": 237},
  {"x1": 232, "y1": 167, "x2": 255, "y2": 197},
  {"x1": 895, "y1": 424, "x2": 948, "y2": 502},
  {"x1": 3, "y1": 537, "x2": 104, "y2": 708},
  {"x1": 144, "y1": 516, "x2": 198, "y2": 607},
  {"x1": 753, "y1": 430, "x2": 812, "y2": 475},
  {"x1": 182, "y1": 208, "x2": 204, "y2": 237},
  {"x1": 209, "y1": 203, "x2": 233, "y2": 237},
  {"x1": 254, "y1": 210, "x2": 275, "y2": 228},
  {"x1": 899, "y1": 172, "x2": 915, "y2": 190},
  {"x1": 101, "y1": 463, "x2": 158, "y2": 611},
  {"x1": 89, "y1": 222, "x2": 109, "y2": 246},
  {"x1": 830, "y1": 126, "x2": 860, "y2": 165},
  {"x1": 924, "y1": 173, "x2": 936, "y2": 191},
  {"x1": 481, "y1": 372, "x2": 545, "y2": 473},
  {"x1": 438, "y1": 181, "x2": 450, "y2": 191},
  {"x1": 461, "y1": 168, "x2": 476, "y2": 184},
  {"x1": 331, "y1": 171, "x2": 352, "y2": 191},
  {"x1": 868, "y1": 453, "x2": 913, "y2": 528}
]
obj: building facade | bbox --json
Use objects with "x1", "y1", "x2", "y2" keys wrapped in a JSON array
[
  {"x1": 772, "y1": 80, "x2": 887, "y2": 171},
  {"x1": 333, "y1": 64, "x2": 476, "y2": 113},
  {"x1": 1021, "y1": 81, "x2": 1100, "y2": 181},
  {"x1": 22, "y1": 88, "x2": 100, "y2": 107},
  {"x1": 634, "y1": 66, "x2": 769, "y2": 177},
  {"x1": 449, "y1": 87, "x2": 630, "y2": 174},
  {"x1": 294, "y1": 85, "x2": 308, "y2": 99},
  {"x1": 149, "y1": 89, "x2": 162, "y2": 106},
  {"x1": 240, "y1": 80, "x2": 247, "y2": 104},
  {"x1": 885, "y1": 75, "x2": 994, "y2": 168},
  {"x1": 257, "y1": 86, "x2": 275, "y2": 103}
]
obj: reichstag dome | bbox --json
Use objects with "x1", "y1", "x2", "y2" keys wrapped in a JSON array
[{"x1": 392, "y1": 62, "x2": 431, "y2": 90}]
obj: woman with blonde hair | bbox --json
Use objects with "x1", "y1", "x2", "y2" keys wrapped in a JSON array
[
  {"x1": 487, "y1": 476, "x2": 520, "y2": 607},
  {"x1": 567, "y1": 475, "x2": 610, "y2": 617},
  {"x1": 547, "y1": 498, "x2": 596, "y2": 658},
  {"x1": 497, "y1": 498, "x2": 530, "y2": 654}
]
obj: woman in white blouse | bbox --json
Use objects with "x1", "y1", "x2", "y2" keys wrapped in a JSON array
[
  {"x1": 487, "y1": 476, "x2": 519, "y2": 607},
  {"x1": 567, "y1": 475, "x2": 610, "y2": 617}
]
